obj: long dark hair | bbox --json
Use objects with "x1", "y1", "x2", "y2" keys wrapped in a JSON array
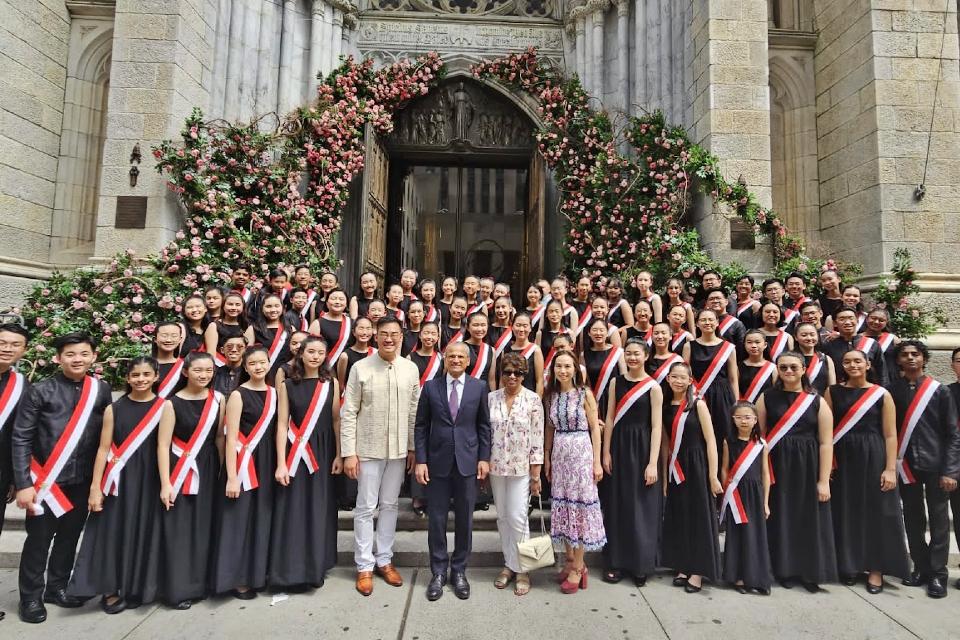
[
  {"x1": 252, "y1": 293, "x2": 286, "y2": 339},
  {"x1": 667, "y1": 361, "x2": 697, "y2": 411},
  {"x1": 220, "y1": 291, "x2": 249, "y2": 330},
  {"x1": 773, "y1": 351, "x2": 814, "y2": 393},
  {"x1": 181, "y1": 295, "x2": 211, "y2": 333},
  {"x1": 123, "y1": 356, "x2": 159, "y2": 395},
  {"x1": 730, "y1": 401, "x2": 761, "y2": 442},
  {"x1": 545, "y1": 350, "x2": 585, "y2": 410},
  {"x1": 289, "y1": 335, "x2": 332, "y2": 384},
  {"x1": 182, "y1": 351, "x2": 215, "y2": 389}
]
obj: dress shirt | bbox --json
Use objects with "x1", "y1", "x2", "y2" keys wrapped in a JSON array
[
  {"x1": 447, "y1": 373, "x2": 465, "y2": 409},
  {"x1": 488, "y1": 387, "x2": 544, "y2": 476}
]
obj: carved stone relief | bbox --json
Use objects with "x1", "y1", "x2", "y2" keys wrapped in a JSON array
[{"x1": 371, "y1": 0, "x2": 557, "y2": 19}]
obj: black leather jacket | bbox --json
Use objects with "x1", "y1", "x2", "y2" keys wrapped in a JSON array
[
  {"x1": 0, "y1": 369, "x2": 31, "y2": 485},
  {"x1": 12, "y1": 373, "x2": 112, "y2": 490},
  {"x1": 888, "y1": 377, "x2": 960, "y2": 479}
]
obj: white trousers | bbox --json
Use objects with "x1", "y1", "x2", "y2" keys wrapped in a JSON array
[
  {"x1": 354, "y1": 458, "x2": 406, "y2": 571},
  {"x1": 489, "y1": 474, "x2": 531, "y2": 573}
]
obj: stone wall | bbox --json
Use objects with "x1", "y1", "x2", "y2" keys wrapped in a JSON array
[{"x1": 0, "y1": 0, "x2": 70, "y2": 306}]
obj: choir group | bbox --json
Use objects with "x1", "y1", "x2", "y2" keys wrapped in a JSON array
[{"x1": 2, "y1": 262, "x2": 960, "y2": 624}]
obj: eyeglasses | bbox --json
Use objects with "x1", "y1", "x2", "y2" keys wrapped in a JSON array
[
  {"x1": 502, "y1": 370, "x2": 523, "y2": 377},
  {"x1": 777, "y1": 364, "x2": 802, "y2": 372},
  {"x1": 732, "y1": 415, "x2": 756, "y2": 421}
]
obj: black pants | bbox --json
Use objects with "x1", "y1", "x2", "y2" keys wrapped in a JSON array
[
  {"x1": 949, "y1": 488, "x2": 960, "y2": 566},
  {"x1": 426, "y1": 473, "x2": 477, "y2": 577},
  {"x1": 19, "y1": 483, "x2": 89, "y2": 601},
  {"x1": 900, "y1": 473, "x2": 950, "y2": 579}
]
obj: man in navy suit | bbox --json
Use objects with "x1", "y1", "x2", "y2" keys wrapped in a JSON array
[{"x1": 414, "y1": 342, "x2": 491, "y2": 601}]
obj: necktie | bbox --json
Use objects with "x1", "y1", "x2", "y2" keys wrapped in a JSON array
[{"x1": 449, "y1": 378, "x2": 460, "y2": 421}]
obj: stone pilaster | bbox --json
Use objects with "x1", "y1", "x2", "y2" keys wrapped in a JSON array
[
  {"x1": 689, "y1": 0, "x2": 773, "y2": 272},
  {"x1": 93, "y1": 0, "x2": 217, "y2": 260}
]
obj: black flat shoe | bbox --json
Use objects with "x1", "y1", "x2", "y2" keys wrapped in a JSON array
[
  {"x1": 100, "y1": 595, "x2": 127, "y2": 614},
  {"x1": 902, "y1": 571, "x2": 928, "y2": 587},
  {"x1": 18, "y1": 600, "x2": 47, "y2": 624},
  {"x1": 684, "y1": 582, "x2": 702, "y2": 594},
  {"x1": 602, "y1": 569, "x2": 622, "y2": 584},
  {"x1": 633, "y1": 575, "x2": 647, "y2": 587},
  {"x1": 43, "y1": 587, "x2": 84, "y2": 608},
  {"x1": 778, "y1": 577, "x2": 794, "y2": 589},
  {"x1": 735, "y1": 585, "x2": 748, "y2": 594},
  {"x1": 802, "y1": 582, "x2": 820, "y2": 593},
  {"x1": 173, "y1": 600, "x2": 192, "y2": 610},
  {"x1": 672, "y1": 575, "x2": 688, "y2": 587},
  {"x1": 754, "y1": 587, "x2": 771, "y2": 596},
  {"x1": 840, "y1": 574, "x2": 858, "y2": 586},
  {"x1": 866, "y1": 582, "x2": 883, "y2": 595},
  {"x1": 412, "y1": 506, "x2": 426, "y2": 518},
  {"x1": 232, "y1": 588, "x2": 257, "y2": 600},
  {"x1": 927, "y1": 576, "x2": 947, "y2": 599}
]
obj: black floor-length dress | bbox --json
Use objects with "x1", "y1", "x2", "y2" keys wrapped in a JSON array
[
  {"x1": 763, "y1": 388, "x2": 838, "y2": 584},
  {"x1": 690, "y1": 340, "x2": 735, "y2": 455},
  {"x1": 601, "y1": 375, "x2": 661, "y2": 576},
  {"x1": 212, "y1": 387, "x2": 276, "y2": 593},
  {"x1": 829, "y1": 385, "x2": 909, "y2": 578},
  {"x1": 269, "y1": 378, "x2": 338, "y2": 587},
  {"x1": 68, "y1": 396, "x2": 164, "y2": 603},
  {"x1": 721, "y1": 437, "x2": 773, "y2": 590},
  {"x1": 161, "y1": 395, "x2": 220, "y2": 605},
  {"x1": 660, "y1": 401, "x2": 721, "y2": 581}
]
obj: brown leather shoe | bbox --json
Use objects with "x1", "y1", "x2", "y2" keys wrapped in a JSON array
[
  {"x1": 376, "y1": 563, "x2": 404, "y2": 587},
  {"x1": 356, "y1": 571, "x2": 374, "y2": 596}
]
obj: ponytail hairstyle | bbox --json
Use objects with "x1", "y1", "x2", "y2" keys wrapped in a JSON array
[
  {"x1": 123, "y1": 355, "x2": 159, "y2": 395},
  {"x1": 624, "y1": 336, "x2": 651, "y2": 358},
  {"x1": 666, "y1": 361, "x2": 698, "y2": 411},
  {"x1": 290, "y1": 335, "x2": 332, "y2": 384},
  {"x1": 730, "y1": 401, "x2": 761, "y2": 442},
  {"x1": 773, "y1": 351, "x2": 814, "y2": 393}
]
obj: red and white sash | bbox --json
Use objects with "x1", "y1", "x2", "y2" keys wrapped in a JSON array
[
  {"x1": 717, "y1": 315, "x2": 736, "y2": 337},
  {"x1": 514, "y1": 342, "x2": 537, "y2": 361},
  {"x1": 101, "y1": 397, "x2": 165, "y2": 496},
  {"x1": 304, "y1": 289, "x2": 318, "y2": 314},
  {"x1": 425, "y1": 305, "x2": 439, "y2": 323},
  {"x1": 445, "y1": 328, "x2": 464, "y2": 351},
  {"x1": 573, "y1": 306, "x2": 593, "y2": 338},
  {"x1": 469, "y1": 343, "x2": 492, "y2": 379},
  {"x1": 897, "y1": 377, "x2": 940, "y2": 484},
  {"x1": 266, "y1": 326, "x2": 289, "y2": 370},
  {"x1": 876, "y1": 332, "x2": 895, "y2": 353},
  {"x1": 613, "y1": 378, "x2": 657, "y2": 425},
  {"x1": 783, "y1": 307, "x2": 799, "y2": 325},
  {"x1": 287, "y1": 380, "x2": 331, "y2": 476},
  {"x1": 390, "y1": 307, "x2": 406, "y2": 325},
  {"x1": 157, "y1": 358, "x2": 185, "y2": 398},
  {"x1": 606, "y1": 303, "x2": 620, "y2": 323},
  {"x1": 833, "y1": 385, "x2": 885, "y2": 445},
  {"x1": 804, "y1": 353, "x2": 823, "y2": 384},
  {"x1": 170, "y1": 390, "x2": 220, "y2": 497},
  {"x1": 236, "y1": 287, "x2": 252, "y2": 304},
  {"x1": 694, "y1": 341, "x2": 736, "y2": 397},
  {"x1": 28, "y1": 376, "x2": 99, "y2": 517},
  {"x1": 296, "y1": 311, "x2": 309, "y2": 332},
  {"x1": 855, "y1": 312, "x2": 867, "y2": 333},
  {"x1": 199, "y1": 337, "x2": 229, "y2": 368},
  {"x1": 542, "y1": 347, "x2": 558, "y2": 383},
  {"x1": 591, "y1": 347, "x2": 623, "y2": 400},
  {"x1": 670, "y1": 330, "x2": 691, "y2": 353},
  {"x1": 720, "y1": 438, "x2": 766, "y2": 524},
  {"x1": 418, "y1": 352, "x2": 443, "y2": 388},
  {"x1": 493, "y1": 327, "x2": 514, "y2": 357},
  {"x1": 652, "y1": 354, "x2": 683, "y2": 384},
  {"x1": 467, "y1": 302, "x2": 484, "y2": 316},
  {"x1": 855, "y1": 335, "x2": 875, "y2": 354},
  {"x1": 322, "y1": 313, "x2": 352, "y2": 366},
  {"x1": 740, "y1": 361, "x2": 775, "y2": 403},
  {"x1": 736, "y1": 299, "x2": 755, "y2": 317},
  {"x1": 669, "y1": 399, "x2": 691, "y2": 484},
  {"x1": 235, "y1": 387, "x2": 278, "y2": 491},
  {"x1": 767, "y1": 331, "x2": 789, "y2": 360},
  {"x1": 765, "y1": 391, "x2": 817, "y2": 484},
  {"x1": 0, "y1": 370, "x2": 25, "y2": 430},
  {"x1": 528, "y1": 305, "x2": 545, "y2": 328}
]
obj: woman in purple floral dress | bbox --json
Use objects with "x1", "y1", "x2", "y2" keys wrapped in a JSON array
[{"x1": 545, "y1": 351, "x2": 606, "y2": 594}]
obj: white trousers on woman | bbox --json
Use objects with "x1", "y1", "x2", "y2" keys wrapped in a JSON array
[{"x1": 490, "y1": 474, "x2": 531, "y2": 573}]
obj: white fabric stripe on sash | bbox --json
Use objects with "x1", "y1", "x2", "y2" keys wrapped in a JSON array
[
  {"x1": 613, "y1": 378, "x2": 656, "y2": 425},
  {"x1": 877, "y1": 332, "x2": 895, "y2": 353},
  {"x1": 157, "y1": 359, "x2": 184, "y2": 398},
  {"x1": 694, "y1": 342, "x2": 735, "y2": 398},
  {"x1": 236, "y1": 387, "x2": 278, "y2": 491},
  {"x1": 170, "y1": 391, "x2": 220, "y2": 497},
  {"x1": 719, "y1": 438, "x2": 765, "y2": 524},
  {"x1": 101, "y1": 398, "x2": 165, "y2": 496},
  {"x1": 769, "y1": 331, "x2": 789, "y2": 360},
  {"x1": 833, "y1": 385, "x2": 885, "y2": 445},
  {"x1": 591, "y1": 347, "x2": 623, "y2": 400},
  {"x1": 304, "y1": 289, "x2": 317, "y2": 314},
  {"x1": 805, "y1": 353, "x2": 823, "y2": 385},
  {"x1": 469, "y1": 343, "x2": 491, "y2": 379},
  {"x1": 897, "y1": 378, "x2": 940, "y2": 484},
  {"x1": 529, "y1": 305, "x2": 545, "y2": 328},
  {"x1": 855, "y1": 335, "x2": 876, "y2": 354},
  {"x1": 0, "y1": 371, "x2": 25, "y2": 431},
  {"x1": 287, "y1": 380, "x2": 331, "y2": 476},
  {"x1": 493, "y1": 328, "x2": 514, "y2": 357},
  {"x1": 323, "y1": 314, "x2": 352, "y2": 366},
  {"x1": 573, "y1": 308, "x2": 592, "y2": 338},
  {"x1": 717, "y1": 315, "x2": 735, "y2": 337},
  {"x1": 741, "y1": 362, "x2": 775, "y2": 403},
  {"x1": 652, "y1": 354, "x2": 682, "y2": 384},
  {"x1": 766, "y1": 392, "x2": 817, "y2": 450},
  {"x1": 266, "y1": 327, "x2": 289, "y2": 370},
  {"x1": 419, "y1": 352, "x2": 442, "y2": 388},
  {"x1": 669, "y1": 400, "x2": 690, "y2": 484}
]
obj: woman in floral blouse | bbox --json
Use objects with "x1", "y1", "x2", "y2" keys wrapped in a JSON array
[{"x1": 488, "y1": 352, "x2": 545, "y2": 596}]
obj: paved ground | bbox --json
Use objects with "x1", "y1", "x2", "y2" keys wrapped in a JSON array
[{"x1": 0, "y1": 567, "x2": 958, "y2": 639}]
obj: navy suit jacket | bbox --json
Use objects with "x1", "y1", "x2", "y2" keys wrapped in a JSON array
[{"x1": 414, "y1": 375, "x2": 491, "y2": 478}]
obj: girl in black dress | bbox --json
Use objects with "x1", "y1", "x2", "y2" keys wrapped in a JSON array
[
  {"x1": 604, "y1": 278, "x2": 633, "y2": 330},
  {"x1": 861, "y1": 307, "x2": 900, "y2": 387},
  {"x1": 733, "y1": 275, "x2": 761, "y2": 329},
  {"x1": 666, "y1": 303, "x2": 694, "y2": 355},
  {"x1": 664, "y1": 278, "x2": 696, "y2": 335},
  {"x1": 244, "y1": 293, "x2": 291, "y2": 385},
  {"x1": 465, "y1": 311, "x2": 497, "y2": 391},
  {"x1": 403, "y1": 300, "x2": 425, "y2": 356},
  {"x1": 153, "y1": 321, "x2": 185, "y2": 398},
  {"x1": 721, "y1": 402, "x2": 772, "y2": 594},
  {"x1": 68, "y1": 357, "x2": 164, "y2": 613},
  {"x1": 647, "y1": 322, "x2": 684, "y2": 386},
  {"x1": 204, "y1": 285, "x2": 225, "y2": 322},
  {"x1": 524, "y1": 282, "x2": 545, "y2": 337},
  {"x1": 271, "y1": 336, "x2": 341, "y2": 590},
  {"x1": 408, "y1": 322, "x2": 443, "y2": 516},
  {"x1": 825, "y1": 350, "x2": 909, "y2": 593},
  {"x1": 384, "y1": 283, "x2": 406, "y2": 325},
  {"x1": 309, "y1": 288, "x2": 353, "y2": 372},
  {"x1": 619, "y1": 299, "x2": 654, "y2": 348},
  {"x1": 758, "y1": 301, "x2": 794, "y2": 362},
  {"x1": 312, "y1": 271, "x2": 339, "y2": 317},
  {"x1": 436, "y1": 275, "x2": 458, "y2": 325},
  {"x1": 795, "y1": 322, "x2": 836, "y2": 395},
  {"x1": 158, "y1": 352, "x2": 225, "y2": 609},
  {"x1": 336, "y1": 317, "x2": 375, "y2": 392},
  {"x1": 583, "y1": 318, "x2": 625, "y2": 416},
  {"x1": 212, "y1": 346, "x2": 278, "y2": 599},
  {"x1": 757, "y1": 351, "x2": 837, "y2": 591},
  {"x1": 660, "y1": 361, "x2": 722, "y2": 593},
  {"x1": 600, "y1": 339, "x2": 663, "y2": 586},
  {"x1": 504, "y1": 312, "x2": 543, "y2": 396},
  {"x1": 349, "y1": 271, "x2": 379, "y2": 320},
  {"x1": 419, "y1": 279, "x2": 440, "y2": 324},
  {"x1": 204, "y1": 291, "x2": 248, "y2": 359},
  {"x1": 586, "y1": 296, "x2": 623, "y2": 348},
  {"x1": 537, "y1": 299, "x2": 570, "y2": 365},
  {"x1": 739, "y1": 330, "x2": 777, "y2": 403},
  {"x1": 632, "y1": 270, "x2": 663, "y2": 324},
  {"x1": 689, "y1": 309, "x2": 738, "y2": 459},
  {"x1": 441, "y1": 295, "x2": 468, "y2": 351},
  {"x1": 179, "y1": 295, "x2": 209, "y2": 355},
  {"x1": 274, "y1": 330, "x2": 309, "y2": 387},
  {"x1": 488, "y1": 296, "x2": 514, "y2": 352}
]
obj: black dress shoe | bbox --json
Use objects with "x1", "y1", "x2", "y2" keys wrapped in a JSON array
[
  {"x1": 232, "y1": 588, "x2": 257, "y2": 600},
  {"x1": 735, "y1": 584, "x2": 748, "y2": 594},
  {"x1": 866, "y1": 581, "x2": 883, "y2": 595},
  {"x1": 426, "y1": 573, "x2": 446, "y2": 601},
  {"x1": 18, "y1": 600, "x2": 47, "y2": 624},
  {"x1": 754, "y1": 587, "x2": 771, "y2": 596},
  {"x1": 684, "y1": 581, "x2": 702, "y2": 594},
  {"x1": 902, "y1": 571, "x2": 928, "y2": 587},
  {"x1": 173, "y1": 600, "x2": 192, "y2": 610},
  {"x1": 672, "y1": 575, "x2": 688, "y2": 587},
  {"x1": 101, "y1": 595, "x2": 127, "y2": 614},
  {"x1": 451, "y1": 572, "x2": 470, "y2": 600},
  {"x1": 778, "y1": 577, "x2": 794, "y2": 589},
  {"x1": 927, "y1": 576, "x2": 948, "y2": 599},
  {"x1": 602, "y1": 568, "x2": 622, "y2": 584},
  {"x1": 840, "y1": 574, "x2": 858, "y2": 586},
  {"x1": 801, "y1": 582, "x2": 820, "y2": 593},
  {"x1": 43, "y1": 587, "x2": 84, "y2": 608},
  {"x1": 634, "y1": 575, "x2": 647, "y2": 587}
]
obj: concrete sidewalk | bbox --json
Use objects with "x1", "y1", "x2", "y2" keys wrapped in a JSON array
[{"x1": 0, "y1": 567, "x2": 954, "y2": 639}]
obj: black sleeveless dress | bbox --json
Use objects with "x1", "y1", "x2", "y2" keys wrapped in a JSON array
[
  {"x1": 253, "y1": 325, "x2": 291, "y2": 385},
  {"x1": 601, "y1": 375, "x2": 661, "y2": 576},
  {"x1": 215, "y1": 320, "x2": 244, "y2": 346},
  {"x1": 318, "y1": 315, "x2": 352, "y2": 355},
  {"x1": 804, "y1": 352, "x2": 831, "y2": 395},
  {"x1": 212, "y1": 388, "x2": 276, "y2": 593},
  {"x1": 355, "y1": 295, "x2": 376, "y2": 319},
  {"x1": 402, "y1": 328, "x2": 421, "y2": 357},
  {"x1": 410, "y1": 351, "x2": 444, "y2": 385},
  {"x1": 336, "y1": 348, "x2": 370, "y2": 509},
  {"x1": 539, "y1": 328, "x2": 567, "y2": 361},
  {"x1": 157, "y1": 360, "x2": 185, "y2": 397},
  {"x1": 161, "y1": 394, "x2": 220, "y2": 604},
  {"x1": 181, "y1": 327, "x2": 205, "y2": 356},
  {"x1": 690, "y1": 340, "x2": 735, "y2": 455},
  {"x1": 721, "y1": 437, "x2": 773, "y2": 590},
  {"x1": 607, "y1": 300, "x2": 626, "y2": 328},
  {"x1": 584, "y1": 347, "x2": 617, "y2": 415},
  {"x1": 466, "y1": 341, "x2": 493, "y2": 385},
  {"x1": 270, "y1": 378, "x2": 338, "y2": 587},
  {"x1": 441, "y1": 323, "x2": 465, "y2": 350},
  {"x1": 68, "y1": 397, "x2": 163, "y2": 603},
  {"x1": 661, "y1": 401, "x2": 721, "y2": 580},
  {"x1": 342, "y1": 347, "x2": 372, "y2": 383},
  {"x1": 829, "y1": 385, "x2": 909, "y2": 578},
  {"x1": 738, "y1": 362, "x2": 774, "y2": 401},
  {"x1": 762, "y1": 389, "x2": 838, "y2": 584}
]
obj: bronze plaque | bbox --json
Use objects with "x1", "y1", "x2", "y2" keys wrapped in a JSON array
[{"x1": 115, "y1": 196, "x2": 148, "y2": 229}]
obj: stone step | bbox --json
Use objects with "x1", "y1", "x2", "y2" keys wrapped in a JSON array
[{"x1": 336, "y1": 498, "x2": 552, "y2": 532}]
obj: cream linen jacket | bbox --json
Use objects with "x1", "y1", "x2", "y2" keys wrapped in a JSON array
[{"x1": 340, "y1": 353, "x2": 421, "y2": 460}]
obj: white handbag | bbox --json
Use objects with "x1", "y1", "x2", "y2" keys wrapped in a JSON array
[{"x1": 516, "y1": 496, "x2": 555, "y2": 573}]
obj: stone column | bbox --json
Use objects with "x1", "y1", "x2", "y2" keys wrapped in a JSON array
[
  {"x1": 633, "y1": 0, "x2": 646, "y2": 110},
  {"x1": 575, "y1": 15, "x2": 587, "y2": 82},
  {"x1": 94, "y1": 0, "x2": 215, "y2": 260},
  {"x1": 590, "y1": 1, "x2": 606, "y2": 100},
  {"x1": 583, "y1": 9, "x2": 594, "y2": 95},
  {"x1": 223, "y1": 0, "x2": 245, "y2": 122},
  {"x1": 277, "y1": 0, "x2": 297, "y2": 113},
  {"x1": 331, "y1": 8, "x2": 344, "y2": 68},
  {"x1": 646, "y1": 0, "x2": 661, "y2": 107},
  {"x1": 688, "y1": 0, "x2": 772, "y2": 271},
  {"x1": 256, "y1": 0, "x2": 277, "y2": 115},
  {"x1": 614, "y1": 0, "x2": 630, "y2": 113},
  {"x1": 310, "y1": 1, "x2": 326, "y2": 87}
]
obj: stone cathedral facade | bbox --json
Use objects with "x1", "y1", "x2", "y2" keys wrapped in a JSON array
[{"x1": 1, "y1": 0, "x2": 959, "y2": 358}]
